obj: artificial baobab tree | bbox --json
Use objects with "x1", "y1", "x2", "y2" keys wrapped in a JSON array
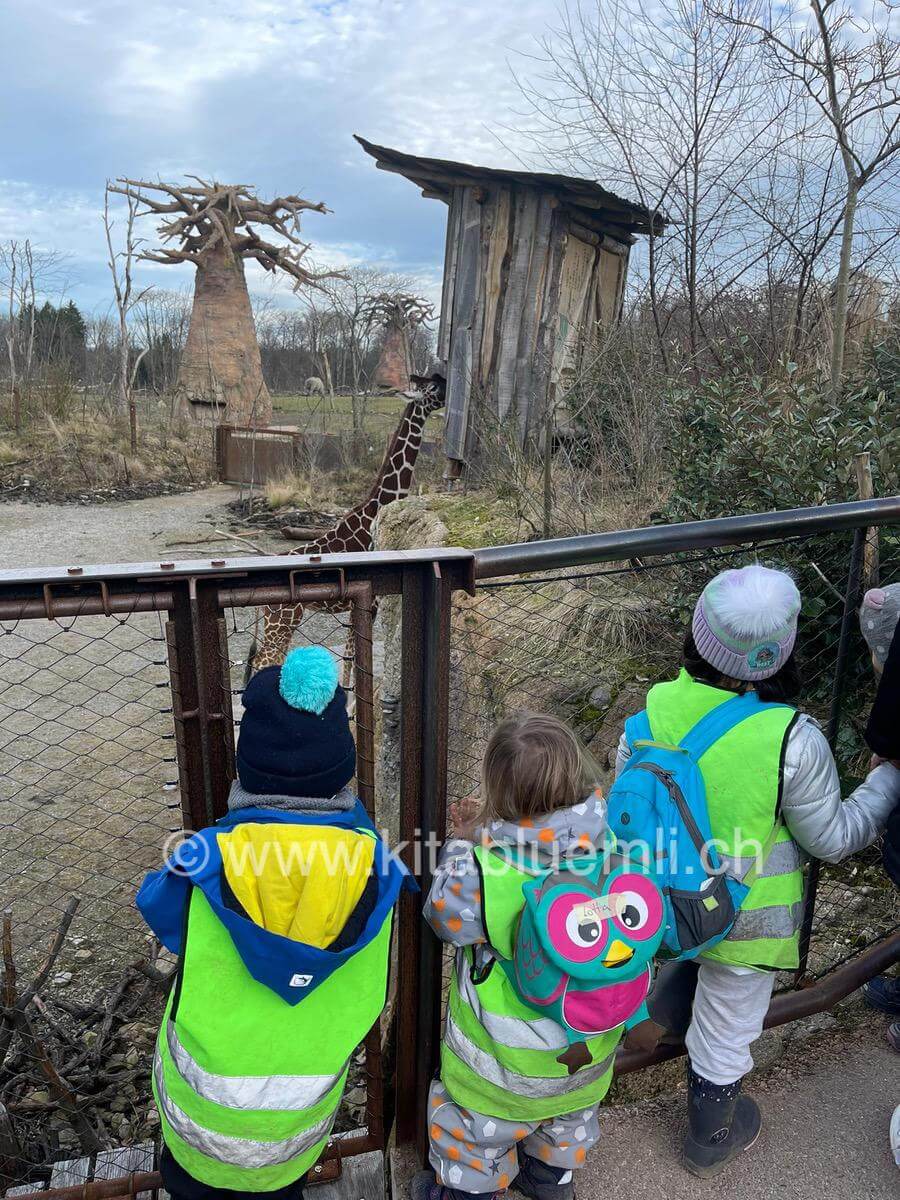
[
  {"x1": 109, "y1": 178, "x2": 331, "y2": 425},
  {"x1": 362, "y1": 293, "x2": 435, "y2": 391}
]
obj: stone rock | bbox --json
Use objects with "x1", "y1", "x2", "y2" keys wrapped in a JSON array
[
  {"x1": 751, "y1": 1028, "x2": 785, "y2": 1074},
  {"x1": 51, "y1": 972, "x2": 73, "y2": 987},
  {"x1": 785, "y1": 1012, "x2": 840, "y2": 1042}
]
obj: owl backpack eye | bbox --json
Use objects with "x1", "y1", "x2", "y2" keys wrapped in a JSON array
[
  {"x1": 565, "y1": 909, "x2": 602, "y2": 948},
  {"x1": 616, "y1": 890, "x2": 650, "y2": 932},
  {"x1": 609, "y1": 872, "x2": 664, "y2": 942},
  {"x1": 546, "y1": 891, "x2": 608, "y2": 964}
]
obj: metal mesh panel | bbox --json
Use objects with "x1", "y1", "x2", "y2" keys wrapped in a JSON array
[
  {"x1": 0, "y1": 607, "x2": 176, "y2": 1188},
  {"x1": 446, "y1": 531, "x2": 900, "y2": 987}
]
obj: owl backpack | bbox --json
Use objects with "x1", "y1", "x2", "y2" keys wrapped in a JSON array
[
  {"x1": 500, "y1": 850, "x2": 665, "y2": 1059},
  {"x1": 606, "y1": 691, "x2": 790, "y2": 960}
]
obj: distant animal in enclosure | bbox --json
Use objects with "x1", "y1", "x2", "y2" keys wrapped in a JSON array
[
  {"x1": 304, "y1": 376, "x2": 326, "y2": 396},
  {"x1": 245, "y1": 372, "x2": 446, "y2": 682}
]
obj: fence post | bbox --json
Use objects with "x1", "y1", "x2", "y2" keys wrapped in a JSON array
[
  {"x1": 166, "y1": 577, "x2": 235, "y2": 830},
  {"x1": 795, "y1": 526, "x2": 866, "y2": 981},
  {"x1": 394, "y1": 561, "x2": 453, "y2": 1155}
]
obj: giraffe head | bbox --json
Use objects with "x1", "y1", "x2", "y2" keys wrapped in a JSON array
[{"x1": 407, "y1": 371, "x2": 447, "y2": 418}]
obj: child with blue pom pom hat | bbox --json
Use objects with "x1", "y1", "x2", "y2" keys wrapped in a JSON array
[
  {"x1": 235, "y1": 645, "x2": 357, "y2": 804},
  {"x1": 137, "y1": 646, "x2": 413, "y2": 1200}
]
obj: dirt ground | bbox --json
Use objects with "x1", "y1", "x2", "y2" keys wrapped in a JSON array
[
  {"x1": 0, "y1": 484, "x2": 278, "y2": 568},
  {"x1": 584, "y1": 1023, "x2": 900, "y2": 1200}
]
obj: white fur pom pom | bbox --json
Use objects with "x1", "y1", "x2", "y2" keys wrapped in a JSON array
[{"x1": 709, "y1": 565, "x2": 800, "y2": 638}]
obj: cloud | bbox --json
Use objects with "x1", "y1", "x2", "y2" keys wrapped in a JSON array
[{"x1": 0, "y1": 0, "x2": 558, "y2": 312}]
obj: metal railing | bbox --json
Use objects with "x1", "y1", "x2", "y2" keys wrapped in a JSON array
[{"x1": 0, "y1": 497, "x2": 898, "y2": 1194}]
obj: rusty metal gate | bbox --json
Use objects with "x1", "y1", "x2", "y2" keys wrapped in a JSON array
[{"x1": 0, "y1": 549, "x2": 473, "y2": 1198}]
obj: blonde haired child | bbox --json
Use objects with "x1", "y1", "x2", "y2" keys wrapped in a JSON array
[{"x1": 414, "y1": 713, "x2": 641, "y2": 1200}]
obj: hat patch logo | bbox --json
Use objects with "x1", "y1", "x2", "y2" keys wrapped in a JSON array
[
  {"x1": 747, "y1": 642, "x2": 779, "y2": 670},
  {"x1": 289, "y1": 973, "x2": 313, "y2": 988}
]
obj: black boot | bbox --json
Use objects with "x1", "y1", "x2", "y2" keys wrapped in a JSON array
[
  {"x1": 513, "y1": 1155, "x2": 575, "y2": 1200},
  {"x1": 409, "y1": 1169, "x2": 497, "y2": 1200},
  {"x1": 682, "y1": 1066, "x2": 761, "y2": 1178}
]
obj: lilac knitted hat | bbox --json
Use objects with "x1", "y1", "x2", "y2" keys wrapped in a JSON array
[{"x1": 692, "y1": 565, "x2": 801, "y2": 682}]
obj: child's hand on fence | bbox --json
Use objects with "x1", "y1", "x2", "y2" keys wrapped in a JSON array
[{"x1": 449, "y1": 794, "x2": 482, "y2": 841}]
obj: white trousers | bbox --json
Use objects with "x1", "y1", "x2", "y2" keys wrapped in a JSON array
[{"x1": 684, "y1": 960, "x2": 776, "y2": 1086}]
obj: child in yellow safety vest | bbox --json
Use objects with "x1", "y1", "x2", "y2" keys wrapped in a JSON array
[
  {"x1": 137, "y1": 647, "x2": 411, "y2": 1200},
  {"x1": 414, "y1": 713, "x2": 638, "y2": 1200},
  {"x1": 624, "y1": 565, "x2": 900, "y2": 1178}
]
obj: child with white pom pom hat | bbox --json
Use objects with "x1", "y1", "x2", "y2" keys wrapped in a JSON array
[{"x1": 617, "y1": 564, "x2": 900, "y2": 1178}]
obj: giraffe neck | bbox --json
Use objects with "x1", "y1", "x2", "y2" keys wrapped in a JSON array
[
  {"x1": 305, "y1": 401, "x2": 429, "y2": 555},
  {"x1": 365, "y1": 400, "x2": 427, "y2": 509}
]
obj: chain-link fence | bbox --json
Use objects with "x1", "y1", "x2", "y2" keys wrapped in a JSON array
[
  {"x1": 447, "y1": 528, "x2": 900, "y2": 987},
  {"x1": 0, "y1": 603, "x2": 176, "y2": 1190},
  {"x1": 0, "y1": 569, "x2": 388, "y2": 1195}
]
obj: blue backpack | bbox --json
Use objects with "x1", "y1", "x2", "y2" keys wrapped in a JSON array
[{"x1": 605, "y1": 692, "x2": 789, "y2": 960}]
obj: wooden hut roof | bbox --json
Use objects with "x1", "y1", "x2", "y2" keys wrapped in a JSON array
[{"x1": 355, "y1": 135, "x2": 665, "y2": 238}]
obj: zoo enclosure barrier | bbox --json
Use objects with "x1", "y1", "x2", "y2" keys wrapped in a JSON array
[{"x1": 0, "y1": 498, "x2": 898, "y2": 1195}]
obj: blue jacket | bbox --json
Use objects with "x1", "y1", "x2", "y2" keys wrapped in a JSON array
[{"x1": 137, "y1": 802, "x2": 414, "y2": 1004}]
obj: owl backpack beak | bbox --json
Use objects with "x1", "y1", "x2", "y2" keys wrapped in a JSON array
[{"x1": 603, "y1": 939, "x2": 635, "y2": 967}]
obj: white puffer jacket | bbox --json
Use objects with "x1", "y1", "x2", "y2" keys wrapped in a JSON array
[{"x1": 616, "y1": 712, "x2": 900, "y2": 864}]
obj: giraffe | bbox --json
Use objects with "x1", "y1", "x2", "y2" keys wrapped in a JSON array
[{"x1": 247, "y1": 372, "x2": 446, "y2": 677}]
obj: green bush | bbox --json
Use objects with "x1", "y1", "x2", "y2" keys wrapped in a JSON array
[{"x1": 664, "y1": 337, "x2": 899, "y2": 522}]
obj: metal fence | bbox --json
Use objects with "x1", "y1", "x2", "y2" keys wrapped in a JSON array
[
  {"x1": 0, "y1": 549, "x2": 472, "y2": 1197},
  {"x1": 447, "y1": 530, "x2": 899, "y2": 988},
  {"x1": 0, "y1": 499, "x2": 899, "y2": 1195}
]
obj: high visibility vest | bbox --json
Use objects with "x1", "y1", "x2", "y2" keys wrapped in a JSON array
[
  {"x1": 440, "y1": 846, "x2": 621, "y2": 1124},
  {"x1": 153, "y1": 888, "x2": 391, "y2": 1191},
  {"x1": 646, "y1": 670, "x2": 803, "y2": 970}
]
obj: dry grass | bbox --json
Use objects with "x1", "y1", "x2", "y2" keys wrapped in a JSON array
[{"x1": 0, "y1": 410, "x2": 214, "y2": 500}]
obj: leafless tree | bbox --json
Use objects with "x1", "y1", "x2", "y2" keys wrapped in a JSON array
[
  {"x1": 717, "y1": 0, "x2": 900, "y2": 390},
  {"x1": 103, "y1": 182, "x2": 153, "y2": 448},
  {"x1": 514, "y1": 0, "x2": 782, "y2": 374},
  {"x1": 0, "y1": 241, "x2": 64, "y2": 430}
]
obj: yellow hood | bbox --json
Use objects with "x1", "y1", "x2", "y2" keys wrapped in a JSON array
[{"x1": 216, "y1": 823, "x2": 375, "y2": 950}]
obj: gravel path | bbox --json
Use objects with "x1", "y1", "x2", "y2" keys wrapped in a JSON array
[
  {"x1": 0, "y1": 485, "x2": 282, "y2": 568},
  {"x1": 582, "y1": 1027, "x2": 899, "y2": 1200}
]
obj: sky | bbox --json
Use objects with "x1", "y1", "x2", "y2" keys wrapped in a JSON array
[{"x1": 0, "y1": 0, "x2": 564, "y2": 315}]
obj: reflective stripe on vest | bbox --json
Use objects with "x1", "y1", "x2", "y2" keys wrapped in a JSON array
[
  {"x1": 727, "y1": 899, "x2": 805, "y2": 942},
  {"x1": 154, "y1": 1051, "x2": 334, "y2": 1168},
  {"x1": 164, "y1": 1020, "x2": 346, "y2": 1112},
  {"x1": 444, "y1": 1008, "x2": 615, "y2": 1099},
  {"x1": 453, "y1": 952, "x2": 568, "y2": 1052},
  {"x1": 720, "y1": 839, "x2": 804, "y2": 881}
]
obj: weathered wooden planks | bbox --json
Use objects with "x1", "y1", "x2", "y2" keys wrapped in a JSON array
[{"x1": 438, "y1": 180, "x2": 635, "y2": 461}]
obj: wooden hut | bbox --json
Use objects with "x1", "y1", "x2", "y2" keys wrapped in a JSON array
[{"x1": 356, "y1": 135, "x2": 663, "y2": 471}]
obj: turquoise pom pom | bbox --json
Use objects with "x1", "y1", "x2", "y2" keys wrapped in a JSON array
[{"x1": 278, "y1": 646, "x2": 339, "y2": 715}]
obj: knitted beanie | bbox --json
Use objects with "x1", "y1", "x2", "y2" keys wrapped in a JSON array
[
  {"x1": 236, "y1": 646, "x2": 356, "y2": 799},
  {"x1": 859, "y1": 584, "x2": 900, "y2": 667},
  {"x1": 692, "y1": 565, "x2": 801, "y2": 682}
]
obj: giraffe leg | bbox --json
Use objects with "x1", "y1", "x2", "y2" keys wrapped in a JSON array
[
  {"x1": 341, "y1": 625, "x2": 355, "y2": 718},
  {"x1": 249, "y1": 604, "x2": 304, "y2": 674}
]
